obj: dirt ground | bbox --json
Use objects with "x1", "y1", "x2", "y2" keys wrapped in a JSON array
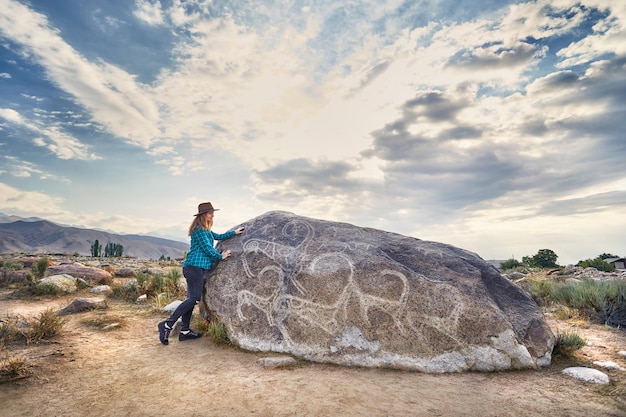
[{"x1": 1, "y1": 289, "x2": 625, "y2": 417}]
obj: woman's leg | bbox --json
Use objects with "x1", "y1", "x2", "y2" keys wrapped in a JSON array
[{"x1": 166, "y1": 266, "x2": 204, "y2": 327}]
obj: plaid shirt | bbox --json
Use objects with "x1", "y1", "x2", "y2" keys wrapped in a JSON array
[{"x1": 182, "y1": 228, "x2": 236, "y2": 270}]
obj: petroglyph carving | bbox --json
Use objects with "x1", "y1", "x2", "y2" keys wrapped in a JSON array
[{"x1": 237, "y1": 220, "x2": 410, "y2": 346}]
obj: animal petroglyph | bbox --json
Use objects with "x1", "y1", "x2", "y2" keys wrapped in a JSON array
[{"x1": 236, "y1": 220, "x2": 411, "y2": 346}]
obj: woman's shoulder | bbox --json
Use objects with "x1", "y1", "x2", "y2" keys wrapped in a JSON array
[{"x1": 191, "y1": 228, "x2": 212, "y2": 237}]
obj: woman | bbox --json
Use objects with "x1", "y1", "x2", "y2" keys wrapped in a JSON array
[{"x1": 158, "y1": 202, "x2": 244, "y2": 345}]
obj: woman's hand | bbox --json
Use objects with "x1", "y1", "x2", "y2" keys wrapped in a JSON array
[
  {"x1": 222, "y1": 249, "x2": 232, "y2": 259},
  {"x1": 235, "y1": 227, "x2": 245, "y2": 235}
]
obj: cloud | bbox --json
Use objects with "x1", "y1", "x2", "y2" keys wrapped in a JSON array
[
  {"x1": 0, "y1": 182, "x2": 66, "y2": 216},
  {"x1": 0, "y1": 108, "x2": 23, "y2": 124},
  {"x1": 534, "y1": 190, "x2": 626, "y2": 217},
  {"x1": 0, "y1": 0, "x2": 161, "y2": 148},
  {"x1": 1, "y1": 156, "x2": 71, "y2": 182},
  {"x1": 133, "y1": 0, "x2": 165, "y2": 26},
  {"x1": 0, "y1": 107, "x2": 98, "y2": 160},
  {"x1": 0, "y1": 72, "x2": 10, "y2": 78}
]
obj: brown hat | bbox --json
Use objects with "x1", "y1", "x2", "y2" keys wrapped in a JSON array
[{"x1": 194, "y1": 202, "x2": 219, "y2": 216}]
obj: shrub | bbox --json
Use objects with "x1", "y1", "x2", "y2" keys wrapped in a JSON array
[
  {"x1": 0, "y1": 346, "x2": 32, "y2": 382},
  {"x1": 527, "y1": 278, "x2": 626, "y2": 327},
  {"x1": 148, "y1": 273, "x2": 165, "y2": 296},
  {"x1": 0, "y1": 317, "x2": 21, "y2": 343},
  {"x1": 31, "y1": 257, "x2": 50, "y2": 279},
  {"x1": 25, "y1": 281, "x2": 62, "y2": 297},
  {"x1": 553, "y1": 331, "x2": 586, "y2": 358},
  {"x1": 23, "y1": 308, "x2": 66, "y2": 344},
  {"x1": 500, "y1": 258, "x2": 522, "y2": 271},
  {"x1": 0, "y1": 260, "x2": 24, "y2": 286},
  {"x1": 527, "y1": 279, "x2": 554, "y2": 306},
  {"x1": 578, "y1": 258, "x2": 615, "y2": 272},
  {"x1": 165, "y1": 269, "x2": 182, "y2": 296},
  {"x1": 136, "y1": 272, "x2": 149, "y2": 290},
  {"x1": 207, "y1": 321, "x2": 230, "y2": 345},
  {"x1": 0, "y1": 309, "x2": 66, "y2": 345},
  {"x1": 111, "y1": 281, "x2": 140, "y2": 301}
]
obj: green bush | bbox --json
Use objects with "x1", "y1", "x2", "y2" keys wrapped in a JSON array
[
  {"x1": 25, "y1": 281, "x2": 61, "y2": 297},
  {"x1": 111, "y1": 282, "x2": 140, "y2": 301},
  {"x1": 207, "y1": 322, "x2": 230, "y2": 345},
  {"x1": 31, "y1": 257, "x2": 49, "y2": 279},
  {"x1": 527, "y1": 279, "x2": 554, "y2": 306},
  {"x1": 164, "y1": 269, "x2": 183, "y2": 297},
  {"x1": 0, "y1": 260, "x2": 24, "y2": 286},
  {"x1": 500, "y1": 258, "x2": 523, "y2": 271},
  {"x1": 553, "y1": 331, "x2": 586, "y2": 358},
  {"x1": 148, "y1": 274, "x2": 165, "y2": 295},
  {"x1": 577, "y1": 258, "x2": 615, "y2": 272},
  {"x1": 528, "y1": 278, "x2": 626, "y2": 326}
]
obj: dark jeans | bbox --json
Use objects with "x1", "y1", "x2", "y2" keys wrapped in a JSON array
[{"x1": 166, "y1": 266, "x2": 205, "y2": 330}]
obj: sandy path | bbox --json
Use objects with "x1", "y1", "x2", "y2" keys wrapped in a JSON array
[{"x1": 1, "y1": 293, "x2": 624, "y2": 417}]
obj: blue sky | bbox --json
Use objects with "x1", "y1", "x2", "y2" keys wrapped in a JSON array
[{"x1": 1, "y1": 0, "x2": 625, "y2": 265}]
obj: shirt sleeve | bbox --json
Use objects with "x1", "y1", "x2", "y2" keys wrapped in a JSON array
[
  {"x1": 211, "y1": 230, "x2": 236, "y2": 241},
  {"x1": 197, "y1": 230, "x2": 224, "y2": 260}
]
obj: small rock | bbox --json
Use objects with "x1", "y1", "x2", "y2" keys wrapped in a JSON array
[
  {"x1": 162, "y1": 300, "x2": 182, "y2": 313},
  {"x1": 618, "y1": 351, "x2": 626, "y2": 359},
  {"x1": 257, "y1": 356, "x2": 297, "y2": 369},
  {"x1": 562, "y1": 367, "x2": 610, "y2": 385},
  {"x1": 91, "y1": 285, "x2": 112, "y2": 295},
  {"x1": 135, "y1": 294, "x2": 148, "y2": 303},
  {"x1": 593, "y1": 360, "x2": 625, "y2": 371},
  {"x1": 115, "y1": 267, "x2": 136, "y2": 277},
  {"x1": 143, "y1": 267, "x2": 166, "y2": 275},
  {"x1": 57, "y1": 297, "x2": 107, "y2": 315}
]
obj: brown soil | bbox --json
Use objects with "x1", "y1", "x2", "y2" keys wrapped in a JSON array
[{"x1": 1, "y1": 289, "x2": 625, "y2": 417}]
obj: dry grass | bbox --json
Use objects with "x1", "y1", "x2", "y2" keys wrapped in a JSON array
[
  {"x1": 0, "y1": 349, "x2": 32, "y2": 382},
  {"x1": 80, "y1": 312, "x2": 126, "y2": 331}
]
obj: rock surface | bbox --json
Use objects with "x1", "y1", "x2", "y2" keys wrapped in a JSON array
[
  {"x1": 57, "y1": 297, "x2": 107, "y2": 315},
  {"x1": 47, "y1": 263, "x2": 112, "y2": 283},
  {"x1": 39, "y1": 274, "x2": 78, "y2": 293},
  {"x1": 562, "y1": 367, "x2": 610, "y2": 385},
  {"x1": 204, "y1": 211, "x2": 555, "y2": 373}
]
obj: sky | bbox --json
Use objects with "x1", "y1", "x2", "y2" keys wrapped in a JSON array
[{"x1": 0, "y1": 0, "x2": 625, "y2": 265}]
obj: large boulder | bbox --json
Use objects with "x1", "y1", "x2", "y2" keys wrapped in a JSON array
[
  {"x1": 204, "y1": 211, "x2": 555, "y2": 373},
  {"x1": 47, "y1": 263, "x2": 112, "y2": 283}
]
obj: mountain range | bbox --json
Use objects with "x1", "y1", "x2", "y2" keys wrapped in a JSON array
[{"x1": 0, "y1": 214, "x2": 189, "y2": 260}]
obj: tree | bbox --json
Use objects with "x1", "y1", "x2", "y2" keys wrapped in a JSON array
[
  {"x1": 597, "y1": 253, "x2": 619, "y2": 260},
  {"x1": 104, "y1": 242, "x2": 124, "y2": 257},
  {"x1": 91, "y1": 240, "x2": 102, "y2": 257},
  {"x1": 532, "y1": 249, "x2": 559, "y2": 268}
]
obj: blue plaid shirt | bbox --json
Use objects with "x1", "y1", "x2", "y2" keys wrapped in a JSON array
[{"x1": 182, "y1": 228, "x2": 236, "y2": 270}]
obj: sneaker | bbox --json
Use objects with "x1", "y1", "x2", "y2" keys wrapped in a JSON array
[
  {"x1": 179, "y1": 330, "x2": 202, "y2": 341},
  {"x1": 158, "y1": 321, "x2": 172, "y2": 345}
]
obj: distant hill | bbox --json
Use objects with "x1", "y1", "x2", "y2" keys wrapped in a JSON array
[
  {"x1": 0, "y1": 219, "x2": 189, "y2": 260},
  {"x1": 0, "y1": 212, "x2": 45, "y2": 223}
]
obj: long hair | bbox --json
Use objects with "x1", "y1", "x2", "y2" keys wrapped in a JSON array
[{"x1": 188, "y1": 212, "x2": 213, "y2": 236}]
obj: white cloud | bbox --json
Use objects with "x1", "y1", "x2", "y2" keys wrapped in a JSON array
[
  {"x1": 0, "y1": 72, "x2": 10, "y2": 78},
  {"x1": 133, "y1": 0, "x2": 165, "y2": 26},
  {"x1": 0, "y1": 108, "x2": 23, "y2": 124},
  {"x1": 0, "y1": 0, "x2": 161, "y2": 149},
  {"x1": 0, "y1": 182, "x2": 66, "y2": 216}
]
